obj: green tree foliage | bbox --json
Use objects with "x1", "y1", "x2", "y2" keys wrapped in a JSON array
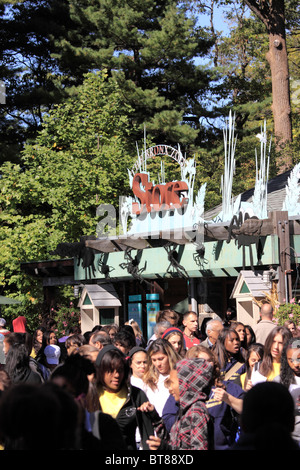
[
  {"x1": 208, "y1": 1, "x2": 273, "y2": 142},
  {"x1": 0, "y1": 71, "x2": 135, "y2": 310},
  {"x1": 0, "y1": 0, "x2": 217, "y2": 165},
  {"x1": 0, "y1": 0, "x2": 299, "y2": 323},
  {"x1": 0, "y1": 0, "x2": 74, "y2": 164},
  {"x1": 191, "y1": 0, "x2": 294, "y2": 205},
  {"x1": 54, "y1": 0, "x2": 218, "y2": 149},
  {"x1": 287, "y1": 0, "x2": 300, "y2": 162}
]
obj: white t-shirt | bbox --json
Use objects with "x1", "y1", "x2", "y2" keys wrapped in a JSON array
[
  {"x1": 142, "y1": 373, "x2": 170, "y2": 417},
  {"x1": 289, "y1": 376, "x2": 300, "y2": 444},
  {"x1": 130, "y1": 375, "x2": 144, "y2": 390}
]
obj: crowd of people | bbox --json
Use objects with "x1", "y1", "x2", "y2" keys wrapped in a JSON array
[{"x1": 0, "y1": 304, "x2": 299, "y2": 451}]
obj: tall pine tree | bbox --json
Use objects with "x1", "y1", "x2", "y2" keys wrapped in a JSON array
[
  {"x1": 0, "y1": 0, "x2": 217, "y2": 163},
  {"x1": 51, "y1": 0, "x2": 217, "y2": 149}
]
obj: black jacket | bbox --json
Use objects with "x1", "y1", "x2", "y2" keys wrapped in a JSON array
[{"x1": 98, "y1": 383, "x2": 160, "y2": 450}]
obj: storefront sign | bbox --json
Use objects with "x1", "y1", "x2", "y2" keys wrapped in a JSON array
[
  {"x1": 131, "y1": 172, "x2": 189, "y2": 215},
  {"x1": 120, "y1": 144, "x2": 207, "y2": 237},
  {"x1": 131, "y1": 145, "x2": 186, "y2": 174}
]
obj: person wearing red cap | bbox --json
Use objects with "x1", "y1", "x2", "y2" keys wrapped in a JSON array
[{"x1": 12, "y1": 316, "x2": 27, "y2": 333}]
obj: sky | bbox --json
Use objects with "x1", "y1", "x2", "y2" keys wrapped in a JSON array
[{"x1": 198, "y1": 4, "x2": 232, "y2": 37}]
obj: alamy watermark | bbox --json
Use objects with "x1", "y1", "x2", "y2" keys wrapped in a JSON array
[
  {"x1": 95, "y1": 201, "x2": 205, "y2": 248},
  {"x1": 291, "y1": 79, "x2": 300, "y2": 107},
  {"x1": 0, "y1": 81, "x2": 6, "y2": 104}
]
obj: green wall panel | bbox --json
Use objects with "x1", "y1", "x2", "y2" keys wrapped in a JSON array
[{"x1": 75, "y1": 235, "x2": 279, "y2": 281}]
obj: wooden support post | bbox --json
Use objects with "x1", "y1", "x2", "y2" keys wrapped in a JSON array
[
  {"x1": 270, "y1": 211, "x2": 292, "y2": 303},
  {"x1": 188, "y1": 278, "x2": 198, "y2": 314}
]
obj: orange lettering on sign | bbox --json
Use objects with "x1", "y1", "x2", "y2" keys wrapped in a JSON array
[{"x1": 132, "y1": 173, "x2": 188, "y2": 215}]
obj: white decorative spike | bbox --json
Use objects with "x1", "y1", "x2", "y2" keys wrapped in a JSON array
[
  {"x1": 282, "y1": 162, "x2": 300, "y2": 215},
  {"x1": 195, "y1": 182, "x2": 207, "y2": 219},
  {"x1": 252, "y1": 121, "x2": 271, "y2": 219},
  {"x1": 220, "y1": 111, "x2": 237, "y2": 221}
]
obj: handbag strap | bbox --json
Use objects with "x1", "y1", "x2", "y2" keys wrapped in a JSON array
[{"x1": 224, "y1": 361, "x2": 243, "y2": 381}]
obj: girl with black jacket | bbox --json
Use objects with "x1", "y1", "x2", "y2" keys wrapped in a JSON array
[{"x1": 95, "y1": 345, "x2": 161, "y2": 450}]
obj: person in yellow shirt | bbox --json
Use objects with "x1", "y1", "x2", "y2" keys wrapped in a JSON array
[
  {"x1": 95, "y1": 345, "x2": 160, "y2": 450},
  {"x1": 258, "y1": 326, "x2": 292, "y2": 382},
  {"x1": 30, "y1": 327, "x2": 45, "y2": 358}
]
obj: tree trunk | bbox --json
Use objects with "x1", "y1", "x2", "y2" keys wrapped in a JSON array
[
  {"x1": 266, "y1": 11, "x2": 293, "y2": 171},
  {"x1": 244, "y1": 0, "x2": 293, "y2": 173}
]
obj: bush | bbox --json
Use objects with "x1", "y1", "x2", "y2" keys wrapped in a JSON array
[
  {"x1": 52, "y1": 303, "x2": 81, "y2": 337},
  {"x1": 274, "y1": 300, "x2": 300, "y2": 326}
]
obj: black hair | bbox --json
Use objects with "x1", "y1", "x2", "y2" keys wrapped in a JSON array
[
  {"x1": 244, "y1": 324, "x2": 256, "y2": 346},
  {"x1": 96, "y1": 347, "x2": 129, "y2": 388},
  {"x1": 0, "y1": 382, "x2": 80, "y2": 449},
  {"x1": 241, "y1": 382, "x2": 296, "y2": 449},
  {"x1": 280, "y1": 337, "x2": 300, "y2": 389},
  {"x1": 4, "y1": 343, "x2": 30, "y2": 383},
  {"x1": 212, "y1": 327, "x2": 245, "y2": 370},
  {"x1": 65, "y1": 334, "x2": 86, "y2": 350},
  {"x1": 243, "y1": 343, "x2": 264, "y2": 389},
  {"x1": 113, "y1": 329, "x2": 136, "y2": 351}
]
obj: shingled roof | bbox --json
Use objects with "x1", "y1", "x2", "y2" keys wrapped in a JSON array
[
  {"x1": 204, "y1": 169, "x2": 292, "y2": 221},
  {"x1": 78, "y1": 284, "x2": 121, "y2": 308},
  {"x1": 230, "y1": 270, "x2": 272, "y2": 299}
]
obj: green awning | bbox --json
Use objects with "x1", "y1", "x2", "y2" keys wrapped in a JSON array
[
  {"x1": 171, "y1": 297, "x2": 189, "y2": 314},
  {"x1": 0, "y1": 295, "x2": 21, "y2": 305}
]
